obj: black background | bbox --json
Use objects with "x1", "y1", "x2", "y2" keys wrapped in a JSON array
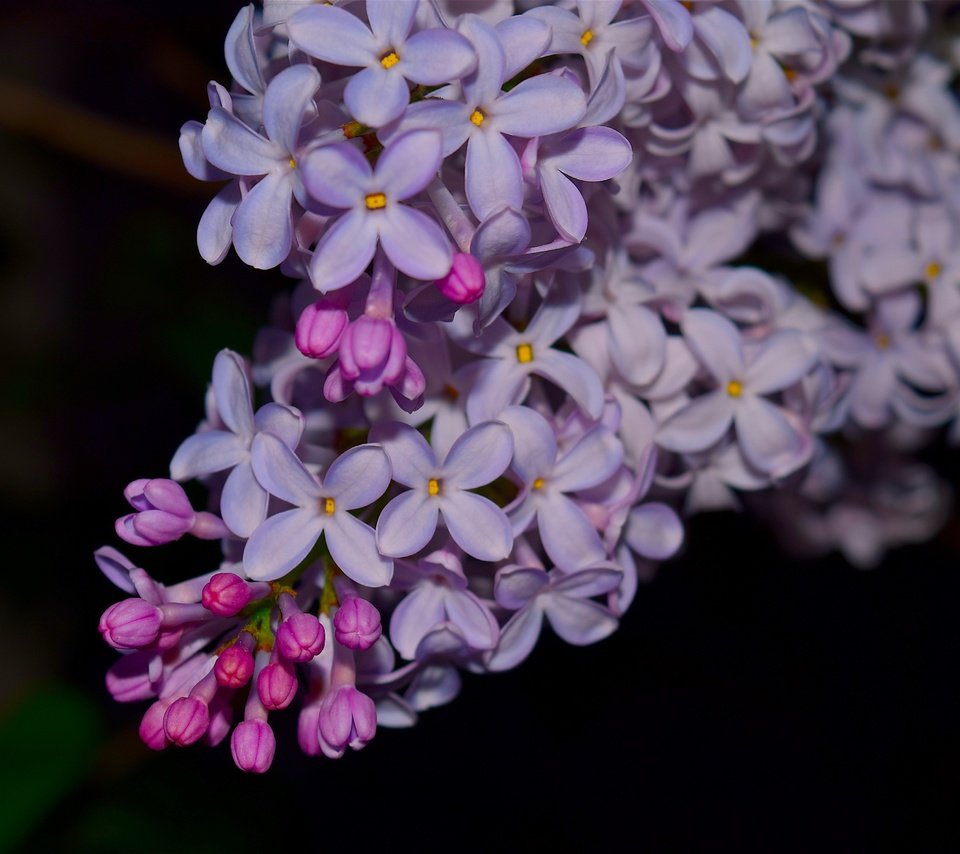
[{"x1": 2, "y1": 2, "x2": 959, "y2": 850}]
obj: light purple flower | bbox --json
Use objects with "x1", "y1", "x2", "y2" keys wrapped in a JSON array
[
  {"x1": 389, "y1": 549, "x2": 499, "y2": 659},
  {"x1": 288, "y1": 0, "x2": 476, "y2": 127},
  {"x1": 657, "y1": 309, "x2": 817, "y2": 478},
  {"x1": 201, "y1": 64, "x2": 322, "y2": 268},
  {"x1": 382, "y1": 14, "x2": 586, "y2": 220},
  {"x1": 500, "y1": 406, "x2": 622, "y2": 571},
  {"x1": 301, "y1": 129, "x2": 452, "y2": 291},
  {"x1": 486, "y1": 558, "x2": 622, "y2": 672},
  {"x1": 243, "y1": 434, "x2": 393, "y2": 586},
  {"x1": 448, "y1": 278, "x2": 604, "y2": 423},
  {"x1": 170, "y1": 350, "x2": 303, "y2": 538},
  {"x1": 373, "y1": 420, "x2": 514, "y2": 561}
]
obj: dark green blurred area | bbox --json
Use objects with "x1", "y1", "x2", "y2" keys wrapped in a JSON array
[{"x1": 2, "y1": 2, "x2": 960, "y2": 851}]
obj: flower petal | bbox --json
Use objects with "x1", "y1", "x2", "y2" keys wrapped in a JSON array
[
  {"x1": 465, "y1": 130, "x2": 523, "y2": 222},
  {"x1": 485, "y1": 604, "x2": 543, "y2": 671},
  {"x1": 441, "y1": 491, "x2": 513, "y2": 561},
  {"x1": 323, "y1": 444, "x2": 392, "y2": 510},
  {"x1": 243, "y1": 508, "x2": 324, "y2": 581},
  {"x1": 442, "y1": 420, "x2": 514, "y2": 489},
  {"x1": 325, "y1": 512, "x2": 394, "y2": 587},
  {"x1": 376, "y1": 129, "x2": 443, "y2": 200},
  {"x1": 390, "y1": 584, "x2": 445, "y2": 660},
  {"x1": 369, "y1": 421, "x2": 437, "y2": 486},
  {"x1": 551, "y1": 426, "x2": 623, "y2": 493},
  {"x1": 492, "y1": 74, "x2": 587, "y2": 137},
  {"x1": 746, "y1": 330, "x2": 818, "y2": 395},
  {"x1": 213, "y1": 349, "x2": 255, "y2": 436},
  {"x1": 734, "y1": 396, "x2": 811, "y2": 477},
  {"x1": 301, "y1": 141, "x2": 371, "y2": 209},
  {"x1": 400, "y1": 28, "x2": 477, "y2": 85},
  {"x1": 344, "y1": 64, "x2": 410, "y2": 128},
  {"x1": 624, "y1": 503, "x2": 684, "y2": 560},
  {"x1": 376, "y1": 491, "x2": 440, "y2": 557},
  {"x1": 534, "y1": 349, "x2": 605, "y2": 418},
  {"x1": 445, "y1": 590, "x2": 499, "y2": 651},
  {"x1": 379, "y1": 204, "x2": 453, "y2": 282},
  {"x1": 655, "y1": 390, "x2": 734, "y2": 453},
  {"x1": 231, "y1": 171, "x2": 294, "y2": 269},
  {"x1": 169, "y1": 431, "x2": 246, "y2": 480},
  {"x1": 543, "y1": 596, "x2": 618, "y2": 646},
  {"x1": 220, "y1": 461, "x2": 268, "y2": 538},
  {"x1": 287, "y1": 4, "x2": 377, "y2": 66},
  {"x1": 250, "y1": 432, "x2": 321, "y2": 506},
  {"x1": 262, "y1": 64, "x2": 321, "y2": 154},
  {"x1": 681, "y1": 308, "x2": 745, "y2": 384},
  {"x1": 537, "y1": 493, "x2": 606, "y2": 571},
  {"x1": 309, "y1": 210, "x2": 378, "y2": 292},
  {"x1": 202, "y1": 107, "x2": 281, "y2": 176}
]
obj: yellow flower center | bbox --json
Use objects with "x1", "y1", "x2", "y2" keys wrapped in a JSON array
[
  {"x1": 323, "y1": 497, "x2": 336, "y2": 515},
  {"x1": 470, "y1": 109, "x2": 485, "y2": 127},
  {"x1": 516, "y1": 343, "x2": 534, "y2": 364},
  {"x1": 875, "y1": 332, "x2": 891, "y2": 350},
  {"x1": 365, "y1": 192, "x2": 387, "y2": 210},
  {"x1": 427, "y1": 478, "x2": 441, "y2": 497},
  {"x1": 726, "y1": 380, "x2": 743, "y2": 398},
  {"x1": 380, "y1": 51, "x2": 400, "y2": 70},
  {"x1": 289, "y1": 157, "x2": 297, "y2": 169},
  {"x1": 532, "y1": 477, "x2": 545, "y2": 490},
  {"x1": 926, "y1": 261, "x2": 942, "y2": 281},
  {"x1": 580, "y1": 29, "x2": 594, "y2": 47}
]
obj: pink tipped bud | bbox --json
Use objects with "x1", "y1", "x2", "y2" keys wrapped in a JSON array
[
  {"x1": 99, "y1": 598, "x2": 162, "y2": 650},
  {"x1": 163, "y1": 696, "x2": 210, "y2": 746},
  {"x1": 276, "y1": 613, "x2": 325, "y2": 662},
  {"x1": 338, "y1": 316, "x2": 407, "y2": 391},
  {"x1": 117, "y1": 478, "x2": 196, "y2": 546},
  {"x1": 435, "y1": 253, "x2": 484, "y2": 304},
  {"x1": 201, "y1": 573, "x2": 253, "y2": 617},
  {"x1": 334, "y1": 597, "x2": 382, "y2": 651},
  {"x1": 319, "y1": 686, "x2": 377, "y2": 752},
  {"x1": 139, "y1": 700, "x2": 171, "y2": 751},
  {"x1": 231, "y1": 720, "x2": 276, "y2": 773},
  {"x1": 295, "y1": 299, "x2": 349, "y2": 359},
  {"x1": 215, "y1": 643, "x2": 255, "y2": 689},
  {"x1": 257, "y1": 661, "x2": 298, "y2": 710}
]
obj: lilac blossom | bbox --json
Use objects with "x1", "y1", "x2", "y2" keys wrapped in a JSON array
[
  {"x1": 288, "y1": 0, "x2": 476, "y2": 127},
  {"x1": 657, "y1": 309, "x2": 818, "y2": 478},
  {"x1": 300, "y1": 129, "x2": 452, "y2": 291},
  {"x1": 373, "y1": 420, "x2": 514, "y2": 561},
  {"x1": 200, "y1": 64, "x2": 322, "y2": 268},
  {"x1": 170, "y1": 349, "x2": 303, "y2": 538},
  {"x1": 244, "y1": 434, "x2": 393, "y2": 586}
]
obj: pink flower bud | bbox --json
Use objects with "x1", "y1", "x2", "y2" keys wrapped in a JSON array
[
  {"x1": 201, "y1": 573, "x2": 253, "y2": 616},
  {"x1": 295, "y1": 299, "x2": 349, "y2": 359},
  {"x1": 257, "y1": 661, "x2": 298, "y2": 710},
  {"x1": 333, "y1": 597, "x2": 382, "y2": 651},
  {"x1": 116, "y1": 479, "x2": 196, "y2": 546},
  {"x1": 276, "y1": 613, "x2": 325, "y2": 662},
  {"x1": 338, "y1": 316, "x2": 406, "y2": 388},
  {"x1": 163, "y1": 696, "x2": 210, "y2": 746},
  {"x1": 139, "y1": 700, "x2": 171, "y2": 751},
  {"x1": 319, "y1": 686, "x2": 377, "y2": 752},
  {"x1": 435, "y1": 253, "x2": 484, "y2": 304},
  {"x1": 231, "y1": 720, "x2": 276, "y2": 773},
  {"x1": 98, "y1": 598, "x2": 162, "y2": 650},
  {"x1": 215, "y1": 643, "x2": 255, "y2": 689}
]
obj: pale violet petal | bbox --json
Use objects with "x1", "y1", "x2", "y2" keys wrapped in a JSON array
[
  {"x1": 288, "y1": 4, "x2": 377, "y2": 66},
  {"x1": 170, "y1": 431, "x2": 246, "y2": 480},
  {"x1": 262, "y1": 64, "x2": 321, "y2": 154},
  {"x1": 655, "y1": 390, "x2": 734, "y2": 453},
  {"x1": 253, "y1": 403, "x2": 303, "y2": 449},
  {"x1": 539, "y1": 166, "x2": 588, "y2": 243},
  {"x1": 465, "y1": 130, "x2": 523, "y2": 221},
  {"x1": 301, "y1": 142, "x2": 371, "y2": 209},
  {"x1": 400, "y1": 28, "x2": 477, "y2": 85},
  {"x1": 376, "y1": 129, "x2": 443, "y2": 200},
  {"x1": 441, "y1": 491, "x2": 513, "y2": 561},
  {"x1": 537, "y1": 493, "x2": 606, "y2": 571},
  {"x1": 551, "y1": 566, "x2": 623, "y2": 599},
  {"x1": 231, "y1": 171, "x2": 294, "y2": 270},
  {"x1": 202, "y1": 107, "x2": 282, "y2": 175},
  {"x1": 497, "y1": 405, "x2": 557, "y2": 483},
  {"x1": 543, "y1": 596, "x2": 618, "y2": 645},
  {"x1": 550, "y1": 426, "x2": 623, "y2": 493},
  {"x1": 220, "y1": 461, "x2": 268, "y2": 538},
  {"x1": 213, "y1": 349, "x2": 255, "y2": 436},
  {"x1": 376, "y1": 491, "x2": 440, "y2": 557},
  {"x1": 250, "y1": 432, "x2": 321, "y2": 506},
  {"x1": 323, "y1": 444, "x2": 392, "y2": 510},
  {"x1": 494, "y1": 565, "x2": 549, "y2": 609},
  {"x1": 390, "y1": 584, "x2": 445, "y2": 659},
  {"x1": 309, "y1": 210, "x2": 378, "y2": 293},
  {"x1": 243, "y1": 508, "x2": 325, "y2": 581},
  {"x1": 624, "y1": 503, "x2": 683, "y2": 560},
  {"x1": 534, "y1": 349, "x2": 605, "y2": 418},
  {"x1": 485, "y1": 604, "x2": 544, "y2": 671},
  {"x1": 444, "y1": 590, "x2": 499, "y2": 650},
  {"x1": 681, "y1": 308, "x2": 745, "y2": 384},
  {"x1": 442, "y1": 421, "x2": 514, "y2": 489},
  {"x1": 368, "y1": 421, "x2": 437, "y2": 486},
  {"x1": 325, "y1": 512, "x2": 393, "y2": 587},
  {"x1": 379, "y1": 204, "x2": 453, "y2": 282},
  {"x1": 491, "y1": 74, "x2": 587, "y2": 137},
  {"x1": 367, "y1": 0, "x2": 417, "y2": 46},
  {"x1": 344, "y1": 64, "x2": 410, "y2": 128}
]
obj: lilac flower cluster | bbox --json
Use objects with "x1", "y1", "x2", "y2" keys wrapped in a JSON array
[{"x1": 98, "y1": 0, "x2": 960, "y2": 771}]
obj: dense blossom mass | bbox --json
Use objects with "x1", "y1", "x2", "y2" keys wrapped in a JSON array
[{"x1": 101, "y1": 0, "x2": 960, "y2": 771}]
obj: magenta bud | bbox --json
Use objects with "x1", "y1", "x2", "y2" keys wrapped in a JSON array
[
  {"x1": 117, "y1": 479, "x2": 196, "y2": 546},
  {"x1": 201, "y1": 573, "x2": 253, "y2": 617},
  {"x1": 163, "y1": 696, "x2": 210, "y2": 746},
  {"x1": 276, "y1": 613, "x2": 325, "y2": 662},
  {"x1": 295, "y1": 299, "x2": 348, "y2": 359},
  {"x1": 139, "y1": 700, "x2": 171, "y2": 751},
  {"x1": 319, "y1": 686, "x2": 377, "y2": 752},
  {"x1": 333, "y1": 597, "x2": 382, "y2": 651},
  {"x1": 231, "y1": 720, "x2": 276, "y2": 773},
  {"x1": 435, "y1": 253, "x2": 484, "y2": 304},
  {"x1": 99, "y1": 598, "x2": 162, "y2": 650},
  {"x1": 338, "y1": 316, "x2": 406, "y2": 386},
  {"x1": 297, "y1": 702, "x2": 323, "y2": 757},
  {"x1": 215, "y1": 643, "x2": 256, "y2": 689},
  {"x1": 257, "y1": 661, "x2": 298, "y2": 710}
]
